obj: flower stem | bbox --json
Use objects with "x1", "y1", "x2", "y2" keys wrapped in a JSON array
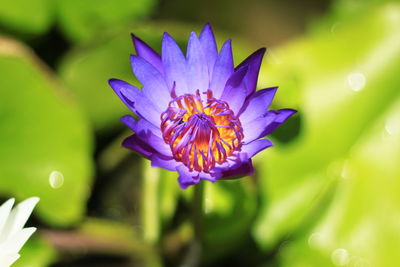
[
  {"x1": 182, "y1": 181, "x2": 204, "y2": 267},
  {"x1": 141, "y1": 160, "x2": 160, "y2": 244},
  {"x1": 193, "y1": 181, "x2": 204, "y2": 240}
]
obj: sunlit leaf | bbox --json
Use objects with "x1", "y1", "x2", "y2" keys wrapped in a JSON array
[
  {"x1": 0, "y1": 37, "x2": 93, "y2": 226},
  {"x1": 254, "y1": 3, "x2": 400, "y2": 251},
  {"x1": 56, "y1": 0, "x2": 157, "y2": 43},
  {"x1": 14, "y1": 237, "x2": 57, "y2": 267},
  {"x1": 0, "y1": 0, "x2": 53, "y2": 35},
  {"x1": 278, "y1": 96, "x2": 400, "y2": 267},
  {"x1": 203, "y1": 179, "x2": 258, "y2": 263}
]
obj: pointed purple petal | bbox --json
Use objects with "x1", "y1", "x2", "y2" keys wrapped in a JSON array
[
  {"x1": 219, "y1": 160, "x2": 254, "y2": 179},
  {"x1": 121, "y1": 115, "x2": 171, "y2": 157},
  {"x1": 109, "y1": 78, "x2": 140, "y2": 114},
  {"x1": 133, "y1": 117, "x2": 162, "y2": 137},
  {"x1": 235, "y1": 48, "x2": 266, "y2": 96},
  {"x1": 216, "y1": 153, "x2": 254, "y2": 179},
  {"x1": 220, "y1": 67, "x2": 248, "y2": 115},
  {"x1": 210, "y1": 39, "x2": 234, "y2": 99},
  {"x1": 259, "y1": 109, "x2": 297, "y2": 136},
  {"x1": 130, "y1": 55, "x2": 171, "y2": 110},
  {"x1": 122, "y1": 134, "x2": 154, "y2": 159},
  {"x1": 186, "y1": 31, "x2": 209, "y2": 94},
  {"x1": 198, "y1": 172, "x2": 218, "y2": 182},
  {"x1": 242, "y1": 109, "x2": 297, "y2": 143},
  {"x1": 241, "y1": 138, "x2": 273, "y2": 158},
  {"x1": 242, "y1": 113, "x2": 275, "y2": 143},
  {"x1": 162, "y1": 32, "x2": 188, "y2": 96},
  {"x1": 151, "y1": 154, "x2": 180, "y2": 171},
  {"x1": 239, "y1": 87, "x2": 278, "y2": 124},
  {"x1": 177, "y1": 165, "x2": 201, "y2": 189},
  {"x1": 199, "y1": 24, "x2": 218, "y2": 76},
  {"x1": 120, "y1": 115, "x2": 137, "y2": 131},
  {"x1": 109, "y1": 79, "x2": 161, "y2": 126},
  {"x1": 123, "y1": 117, "x2": 170, "y2": 156},
  {"x1": 131, "y1": 34, "x2": 164, "y2": 75}
]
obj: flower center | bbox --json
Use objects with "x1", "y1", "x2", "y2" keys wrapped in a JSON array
[{"x1": 160, "y1": 90, "x2": 244, "y2": 173}]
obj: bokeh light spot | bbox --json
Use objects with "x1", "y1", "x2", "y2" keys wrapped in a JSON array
[
  {"x1": 348, "y1": 72, "x2": 366, "y2": 92},
  {"x1": 49, "y1": 170, "x2": 64, "y2": 189},
  {"x1": 331, "y1": 248, "x2": 350, "y2": 266}
]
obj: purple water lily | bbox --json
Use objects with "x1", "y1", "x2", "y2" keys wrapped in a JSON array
[{"x1": 109, "y1": 24, "x2": 296, "y2": 189}]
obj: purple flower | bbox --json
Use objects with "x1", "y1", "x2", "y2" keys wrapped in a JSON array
[{"x1": 109, "y1": 24, "x2": 296, "y2": 189}]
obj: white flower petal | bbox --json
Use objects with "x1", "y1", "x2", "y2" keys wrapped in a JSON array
[
  {"x1": 0, "y1": 197, "x2": 39, "y2": 242},
  {"x1": 0, "y1": 198, "x2": 15, "y2": 237},
  {"x1": 0, "y1": 253, "x2": 20, "y2": 267},
  {"x1": 2, "y1": 227, "x2": 36, "y2": 254}
]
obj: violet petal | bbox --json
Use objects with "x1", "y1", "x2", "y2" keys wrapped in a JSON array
[
  {"x1": 162, "y1": 32, "x2": 188, "y2": 96},
  {"x1": 130, "y1": 55, "x2": 171, "y2": 110},
  {"x1": 239, "y1": 87, "x2": 278, "y2": 124},
  {"x1": 186, "y1": 31, "x2": 209, "y2": 94},
  {"x1": 235, "y1": 48, "x2": 266, "y2": 96},
  {"x1": 210, "y1": 39, "x2": 234, "y2": 99},
  {"x1": 131, "y1": 34, "x2": 164, "y2": 75},
  {"x1": 199, "y1": 24, "x2": 218, "y2": 77},
  {"x1": 220, "y1": 67, "x2": 248, "y2": 115}
]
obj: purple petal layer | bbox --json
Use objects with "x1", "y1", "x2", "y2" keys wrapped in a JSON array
[
  {"x1": 259, "y1": 109, "x2": 297, "y2": 136},
  {"x1": 137, "y1": 129, "x2": 171, "y2": 157},
  {"x1": 241, "y1": 138, "x2": 273, "y2": 158},
  {"x1": 239, "y1": 87, "x2": 278, "y2": 124},
  {"x1": 242, "y1": 108, "x2": 297, "y2": 143},
  {"x1": 151, "y1": 154, "x2": 180, "y2": 171},
  {"x1": 120, "y1": 115, "x2": 137, "y2": 131},
  {"x1": 131, "y1": 34, "x2": 164, "y2": 75},
  {"x1": 121, "y1": 116, "x2": 171, "y2": 156},
  {"x1": 220, "y1": 67, "x2": 248, "y2": 115},
  {"x1": 210, "y1": 39, "x2": 234, "y2": 99},
  {"x1": 177, "y1": 165, "x2": 201, "y2": 189},
  {"x1": 242, "y1": 113, "x2": 275, "y2": 143},
  {"x1": 122, "y1": 134, "x2": 154, "y2": 159},
  {"x1": 176, "y1": 165, "x2": 222, "y2": 189},
  {"x1": 216, "y1": 153, "x2": 254, "y2": 179},
  {"x1": 199, "y1": 24, "x2": 218, "y2": 77},
  {"x1": 186, "y1": 32, "x2": 209, "y2": 94},
  {"x1": 109, "y1": 78, "x2": 140, "y2": 114},
  {"x1": 162, "y1": 33, "x2": 188, "y2": 96},
  {"x1": 235, "y1": 48, "x2": 266, "y2": 96},
  {"x1": 109, "y1": 79, "x2": 162, "y2": 126},
  {"x1": 130, "y1": 55, "x2": 171, "y2": 110}
]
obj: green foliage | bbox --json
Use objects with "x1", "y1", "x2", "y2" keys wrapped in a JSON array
[
  {"x1": 58, "y1": 31, "x2": 137, "y2": 131},
  {"x1": 0, "y1": 38, "x2": 93, "y2": 226},
  {"x1": 0, "y1": 0, "x2": 53, "y2": 35},
  {"x1": 203, "y1": 179, "x2": 258, "y2": 262},
  {"x1": 56, "y1": 0, "x2": 157, "y2": 43},
  {"x1": 253, "y1": 3, "x2": 400, "y2": 266},
  {"x1": 14, "y1": 237, "x2": 57, "y2": 267}
]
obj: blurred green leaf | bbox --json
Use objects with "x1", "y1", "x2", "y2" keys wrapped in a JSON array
[
  {"x1": 56, "y1": 0, "x2": 157, "y2": 43},
  {"x1": 14, "y1": 237, "x2": 57, "y2": 267},
  {"x1": 159, "y1": 169, "x2": 179, "y2": 224},
  {"x1": 278, "y1": 97, "x2": 400, "y2": 267},
  {"x1": 203, "y1": 179, "x2": 258, "y2": 263},
  {"x1": 0, "y1": 37, "x2": 93, "y2": 226},
  {"x1": 0, "y1": 0, "x2": 53, "y2": 35},
  {"x1": 254, "y1": 2, "x2": 400, "y2": 253}
]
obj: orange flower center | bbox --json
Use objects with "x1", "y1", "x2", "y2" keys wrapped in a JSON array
[{"x1": 160, "y1": 90, "x2": 243, "y2": 173}]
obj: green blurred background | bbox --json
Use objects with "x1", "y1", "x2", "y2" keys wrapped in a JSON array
[{"x1": 0, "y1": 0, "x2": 399, "y2": 266}]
